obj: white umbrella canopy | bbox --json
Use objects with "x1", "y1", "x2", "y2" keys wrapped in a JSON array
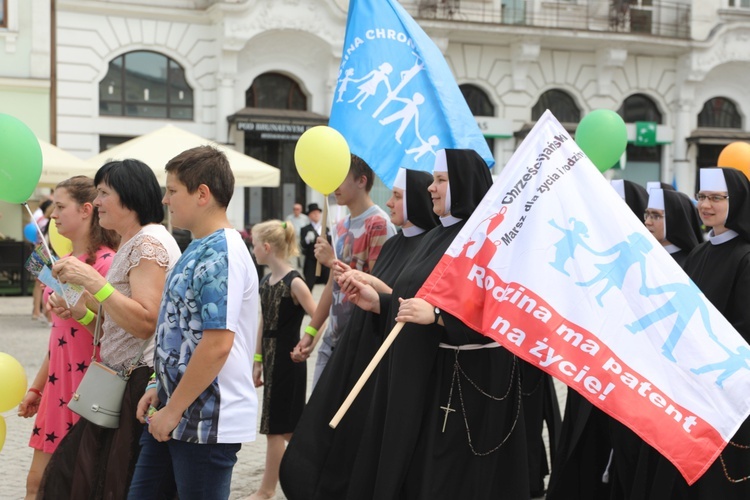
[
  {"x1": 86, "y1": 125, "x2": 280, "y2": 187},
  {"x1": 38, "y1": 140, "x2": 98, "y2": 187}
]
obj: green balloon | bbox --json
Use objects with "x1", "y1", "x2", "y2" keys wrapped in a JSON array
[
  {"x1": 0, "y1": 114, "x2": 43, "y2": 203},
  {"x1": 575, "y1": 109, "x2": 628, "y2": 173}
]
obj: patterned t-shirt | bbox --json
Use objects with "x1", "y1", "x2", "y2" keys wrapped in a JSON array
[
  {"x1": 325, "y1": 204, "x2": 396, "y2": 346},
  {"x1": 154, "y1": 228, "x2": 258, "y2": 444}
]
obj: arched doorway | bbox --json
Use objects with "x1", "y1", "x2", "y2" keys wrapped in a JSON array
[
  {"x1": 696, "y1": 96, "x2": 743, "y2": 169},
  {"x1": 239, "y1": 72, "x2": 327, "y2": 222},
  {"x1": 532, "y1": 89, "x2": 581, "y2": 123},
  {"x1": 460, "y1": 83, "x2": 496, "y2": 153},
  {"x1": 514, "y1": 88, "x2": 581, "y2": 144}
]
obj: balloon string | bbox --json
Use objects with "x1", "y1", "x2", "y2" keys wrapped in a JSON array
[
  {"x1": 326, "y1": 196, "x2": 338, "y2": 261},
  {"x1": 22, "y1": 202, "x2": 55, "y2": 263}
]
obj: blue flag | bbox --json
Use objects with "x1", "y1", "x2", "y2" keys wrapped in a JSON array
[{"x1": 329, "y1": 0, "x2": 494, "y2": 188}]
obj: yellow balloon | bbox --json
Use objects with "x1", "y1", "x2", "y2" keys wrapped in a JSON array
[
  {"x1": 0, "y1": 352, "x2": 27, "y2": 413},
  {"x1": 294, "y1": 126, "x2": 351, "y2": 194},
  {"x1": 0, "y1": 417, "x2": 5, "y2": 453},
  {"x1": 48, "y1": 218, "x2": 73, "y2": 257}
]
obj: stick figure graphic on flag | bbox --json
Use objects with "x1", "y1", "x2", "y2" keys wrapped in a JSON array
[
  {"x1": 415, "y1": 110, "x2": 750, "y2": 484},
  {"x1": 330, "y1": 0, "x2": 493, "y2": 187}
]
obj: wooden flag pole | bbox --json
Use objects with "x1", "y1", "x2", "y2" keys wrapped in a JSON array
[
  {"x1": 315, "y1": 197, "x2": 330, "y2": 277},
  {"x1": 329, "y1": 321, "x2": 405, "y2": 428}
]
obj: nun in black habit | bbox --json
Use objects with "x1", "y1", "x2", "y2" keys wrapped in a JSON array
[
  {"x1": 547, "y1": 179, "x2": 648, "y2": 500},
  {"x1": 644, "y1": 188, "x2": 703, "y2": 267},
  {"x1": 340, "y1": 148, "x2": 529, "y2": 500},
  {"x1": 646, "y1": 180, "x2": 677, "y2": 194},
  {"x1": 606, "y1": 188, "x2": 703, "y2": 500},
  {"x1": 611, "y1": 178, "x2": 650, "y2": 220},
  {"x1": 521, "y1": 356, "x2": 561, "y2": 497},
  {"x1": 630, "y1": 167, "x2": 750, "y2": 499},
  {"x1": 547, "y1": 180, "x2": 652, "y2": 500},
  {"x1": 278, "y1": 167, "x2": 438, "y2": 500}
]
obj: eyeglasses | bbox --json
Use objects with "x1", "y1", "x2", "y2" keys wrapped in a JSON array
[
  {"x1": 643, "y1": 211, "x2": 664, "y2": 221},
  {"x1": 695, "y1": 193, "x2": 729, "y2": 203}
]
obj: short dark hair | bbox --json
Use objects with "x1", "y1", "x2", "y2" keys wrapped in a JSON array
[
  {"x1": 39, "y1": 199, "x2": 53, "y2": 212},
  {"x1": 94, "y1": 159, "x2": 165, "y2": 225},
  {"x1": 165, "y1": 146, "x2": 235, "y2": 208},
  {"x1": 350, "y1": 154, "x2": 374, "y2": 192}
]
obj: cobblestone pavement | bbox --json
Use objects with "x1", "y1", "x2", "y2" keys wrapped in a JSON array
[
  {"x1": 0, "y1": 295, "x2": 296, "y2": 500},
  {"x1": 0, "y1": 292, "x2": 565, "y2": 499}
]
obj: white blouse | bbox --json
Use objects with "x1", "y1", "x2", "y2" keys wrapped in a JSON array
[{"x1": 100, "y1": 224, "x2": 181, "y2": 371}]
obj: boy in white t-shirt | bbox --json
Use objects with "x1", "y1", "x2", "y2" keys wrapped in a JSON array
[{"x1": 129, "y1": 146, "x2": 258, "y2": 499}]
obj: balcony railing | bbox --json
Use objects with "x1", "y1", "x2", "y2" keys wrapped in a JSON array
[{"x1": 414, "y1": 0, "x2": 691, "y2": 39}]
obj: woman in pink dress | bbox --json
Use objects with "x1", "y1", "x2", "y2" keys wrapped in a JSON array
[{"x1": 17, "y1": 176, "x2": 120, "y2": 499}]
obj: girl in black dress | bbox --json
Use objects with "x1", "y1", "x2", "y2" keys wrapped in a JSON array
[{"x1": 251, "y1": 220, "x2": 317, "y2": 500}]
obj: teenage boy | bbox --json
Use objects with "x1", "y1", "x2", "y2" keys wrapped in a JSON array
[
  {"x1": 129, "y1": 146, "x2": 258, "y2": 499},
  {"x1": 293, "y1": 154, "x2": 396, "y2": 386}
]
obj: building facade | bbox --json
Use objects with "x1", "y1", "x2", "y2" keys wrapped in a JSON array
[
  {"x1": 0, "y1": 0, "x2": 52, "y2": 239},
  {"x1": 4, "y1": 0, "x2": 750, "y2": 227}
]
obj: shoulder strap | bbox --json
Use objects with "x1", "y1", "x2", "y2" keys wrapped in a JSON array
[
  {"x1": 90, "y1": 304, "x2": 104, "y2": 360},
  {"x1": 290, "y1": 269, "x2": 303, "y2": 282},
  {"x1": 123, "y1": 336, "x2": 151, "y2": 378}
]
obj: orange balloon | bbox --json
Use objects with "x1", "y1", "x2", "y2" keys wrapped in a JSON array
[{"x1": 717, "y1": 142, "x2": 750, "y2": 179}]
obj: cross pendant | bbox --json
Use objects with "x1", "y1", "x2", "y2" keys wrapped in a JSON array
[{"x1": 440, "y1": 403, "x2": 455, "y2": 433}]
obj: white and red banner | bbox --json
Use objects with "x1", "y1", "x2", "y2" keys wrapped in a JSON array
[{"x1": 417, "y1": 110, "x2": 750, "y2": 484}]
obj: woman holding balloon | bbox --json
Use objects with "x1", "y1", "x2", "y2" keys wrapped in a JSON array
[{"x1": 17, "y1": 176, "x2": 120, "y2": 499}]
